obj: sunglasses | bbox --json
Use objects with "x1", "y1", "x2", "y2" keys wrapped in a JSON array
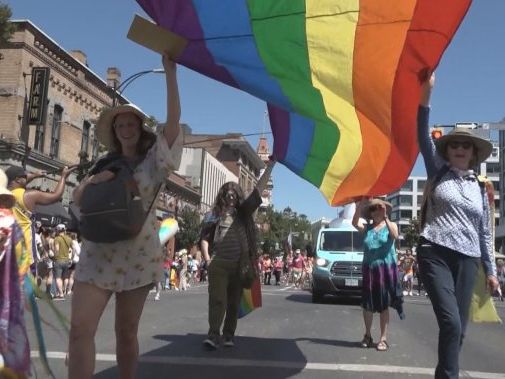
[{"x1": 447, "y1": 140, "x2": 473, "y2": 150}]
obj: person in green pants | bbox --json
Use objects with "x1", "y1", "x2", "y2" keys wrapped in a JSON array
[{"x1": 200, "y1": 159, "x2": 275, "y2": 349}]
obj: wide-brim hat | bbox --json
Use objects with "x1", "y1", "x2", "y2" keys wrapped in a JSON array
[
  {"x1": 96, "y1": 104, "x2": 152, "y2": 151},
  {"x1": 363, "y1": 198, "x2": 392, "y2": 220},
  {"x1": 435, "y1": 128, "x2": 493, "y2": 165}
]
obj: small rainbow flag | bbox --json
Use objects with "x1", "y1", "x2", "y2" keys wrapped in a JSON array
[
  {"x1": 137, "y1": 0, "x2": 471, "y2": 205},
  {"x1": 238, "y1": 278, "x2": 262, "y2": 319}
]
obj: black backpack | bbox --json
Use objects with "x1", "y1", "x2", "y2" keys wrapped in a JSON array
[{"x1": 79, "y1": 154, "x2": 159, "y2": 243}]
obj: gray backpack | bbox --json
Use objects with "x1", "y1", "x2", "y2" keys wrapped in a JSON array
[{"x1": 79, "y1": 155, "x2": 158, "y2": 243}]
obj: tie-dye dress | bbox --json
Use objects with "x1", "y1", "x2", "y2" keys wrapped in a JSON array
[{"x1": 361, "y1": 224, "x2": 404, "y2": 318}]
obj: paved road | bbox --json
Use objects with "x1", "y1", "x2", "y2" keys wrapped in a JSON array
[{"x1": 27, "y1": 283, "x2": 505, "y2": 378}]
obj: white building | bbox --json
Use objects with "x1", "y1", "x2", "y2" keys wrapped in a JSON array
[{"x1": 177, "y1": 147, "x2": 238, "y2": 214}]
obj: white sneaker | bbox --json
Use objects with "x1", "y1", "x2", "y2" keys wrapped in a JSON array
[
  {"x1": 154, "y1": 294, "x2": 160, "y2": 301},
  {"x1": 402, "y1": 290, "x2": 408, "y2": 296},
  {"x1": 408, "y1": 291, "x2": 413, "y2": 296}
]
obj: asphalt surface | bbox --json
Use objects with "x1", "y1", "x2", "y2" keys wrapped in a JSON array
[{"x1": 25, "y1": 283, "x2": 505, "y2": 379}]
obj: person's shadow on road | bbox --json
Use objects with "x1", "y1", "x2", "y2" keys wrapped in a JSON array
[{"x1": 93, "y1": 333, "x2": 308, "y2": 379}]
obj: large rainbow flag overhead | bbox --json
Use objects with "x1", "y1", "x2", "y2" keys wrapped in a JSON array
[{"x1": 136, "y1": 0, "x2": 471, "y2": 205}]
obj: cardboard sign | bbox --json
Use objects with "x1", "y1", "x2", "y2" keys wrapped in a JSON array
[{"x1": 127, "y1": 14, "x2": 188, "y2": 59}]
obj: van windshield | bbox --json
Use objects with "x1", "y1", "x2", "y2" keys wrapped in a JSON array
[{"x1": 319, "y1": 230, "x2": 364, "y2": 252}]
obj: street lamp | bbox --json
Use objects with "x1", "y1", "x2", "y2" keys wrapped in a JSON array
[{"x1": 111, "y1": 68, "x2": 164, "y2": 106}]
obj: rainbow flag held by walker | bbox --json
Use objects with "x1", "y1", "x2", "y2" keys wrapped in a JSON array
[
  {"x1": 238, "y1": 278, "x2": 262, "y2": 319},
  {"x1": 136, "y1": 0, "x2": 471, "y2": 205}
]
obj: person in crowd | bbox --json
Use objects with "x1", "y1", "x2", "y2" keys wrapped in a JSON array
[
  {"x1": 179, "y1": 249, "x2": 189, "y2": 291},
  {"x1": 6, "y1": 164, "x2": 75, "y2": 270},
  {"x1": 273, "y1": 256, "x2": 283, "y2": 286},
  {"x1": 263, "y1": 254, "x2": 272, "y2": 285},
  {"x1": 68, "y1": 52, "x2": 183, "y2": 379},
  {"x1": 67, "y1": 232, "x2": 81, "y2": 296},
  {"x1": 496, "y1": 259, "x2": 504, "y2": 301},
  {"x1": 353, "y1": 198, "x2": 403, "y2": 352},
  {"x1": 402, "y1": 248, "x2": 415, "y2": 296},
  {"x1": 200, "y1": 159, "x2": 275, "y2": 349},
  {"x1": 52, "y1": 224, "x2": 73, "y2": 299},
  {"x1": 292, "y1": 249, "x2": 305, "y2": 288},
  {"x1": 417, "y1": 73, "x2": 498, "y2": 378},
  {"x1": 0, "y1": 168, "x2": 31, "y2": 378}
]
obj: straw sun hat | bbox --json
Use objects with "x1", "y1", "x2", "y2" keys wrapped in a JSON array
[
  {"x1": 362, "y1": 198, "x2": 392, "y2": 220},
  {"x1": 435, "y1": 127, "x2": 493, "y2": 165},
  {"x1": 96, "y1": 104, "x2": 153, "y2": 151}
]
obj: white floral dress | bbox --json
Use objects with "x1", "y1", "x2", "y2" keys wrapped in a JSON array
[{"x1": 75, "y1": 131, "x2": 183, "y2": 292}]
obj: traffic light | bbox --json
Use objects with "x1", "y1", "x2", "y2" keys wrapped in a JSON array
[{"x1": 431, "y1": 128, "x2": 443, "y2": 140}]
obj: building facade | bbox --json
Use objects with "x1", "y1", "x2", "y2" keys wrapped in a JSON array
[
  {"x1": 0, "y1": 20, "x2": 199, "y2": 223},
  {"x1": 184, "y1": 133, "x2": 265, "y2": 196},
  {"x1": 176, "y1": 147, "x2": 237, "y2": 214}
]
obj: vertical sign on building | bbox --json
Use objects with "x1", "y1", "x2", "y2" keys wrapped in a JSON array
[{"x1": 28, "y1": 67, "x2": 50, "y2": 124}]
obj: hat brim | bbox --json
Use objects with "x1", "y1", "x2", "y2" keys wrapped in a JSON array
[
  {"x1": 435, "y1": 133, "x2": 493, "y2": 165},
  {"x1": 96, "y1": 104, "x2": 152, "y2": 151},
  {"x1": 363, "y1": 199, "x2": 392, "y2": 220}
]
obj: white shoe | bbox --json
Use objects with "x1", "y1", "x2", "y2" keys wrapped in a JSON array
[
  {"x1": 402, "y1": 290, "x2": 408, "y2": 296},
  {"x1": 154, "y1": 294, "x2": 160, "y2": 301},
  {"x1": 408, "y1": 291, "x2": 413, "y2": 296}
]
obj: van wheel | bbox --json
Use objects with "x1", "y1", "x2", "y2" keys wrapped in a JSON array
[{"x1": 312, "y1": 290, "x2": 324, "y2": 303}]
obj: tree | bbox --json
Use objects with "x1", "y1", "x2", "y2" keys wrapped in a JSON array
[
  {"x1": 0, "y1": 3, "x2": 15, "y2": 46},
  {"x1": 176, "y1": 206, "x2": 201, "y2": 251},
  {"x1": 403, "y1": 218, "x2": 420, "y2": 248}
]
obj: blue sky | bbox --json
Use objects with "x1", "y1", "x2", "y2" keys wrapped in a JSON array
[{"x1": 9, "y1": 1, "x2": 505, "y2": 221}]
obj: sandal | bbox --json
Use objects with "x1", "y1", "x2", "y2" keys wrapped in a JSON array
[
  {"x1": 361, "y1": 334, "x2": 373, "y2": 348},
  {"x1": 376, "y1": 340, "x2": 389, "y2": 351}
]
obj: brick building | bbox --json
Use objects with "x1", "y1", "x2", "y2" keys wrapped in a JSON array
[{"x1": 0, "y1": 19, "x2": 201, "y2": 223}]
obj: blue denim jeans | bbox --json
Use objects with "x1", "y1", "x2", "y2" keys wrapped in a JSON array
[{"x1": 417, "y1": 238, "x2": 479, "y2": 379}]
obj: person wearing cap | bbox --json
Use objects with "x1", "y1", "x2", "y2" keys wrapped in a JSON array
[
  {"x1": 52, "y1": 224, "x2": 73, "y2": 299},
  {"x1": 6, "y1": 164, "x2": 75, "y2": 270},
  {"x1": 353, "y1": 198, "x2": 403, "y2": 352},
  {"x1": 417, "y1": 73, "x2": 499, "y2": 379},
  {"x1": 68, "y1": 52, "x2": 183, "y2": 379}
]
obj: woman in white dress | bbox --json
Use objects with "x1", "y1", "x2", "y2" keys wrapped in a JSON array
[{"x1": 68, "y1": 53, "x2": 183, "y2": 379}]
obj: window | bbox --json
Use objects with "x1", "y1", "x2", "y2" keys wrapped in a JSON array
[
  {"x1": 400, "y1": 195, "x2": 412, "y2": 206},
  {"x1": 81, "y1": 121, "x2": 90, "y2": 155},
  {"x1": 400, "y1": 210, "x2": 412, "y2": 220},
  {"x1": 486, "y1": 162, "x2": 500, "y2": 174},
  {"x1": 50, "y1": 105, "x2": 63, "y2": 158},
  {"x1": 417, "y1": 180, "x2": 426, "y2": 191},
  {"x1": 34, "y1": 124, "x2": 45, "y2": 152},
  {"x1": 318, "y1": 230, "x2": 364, "y2": 252},
  {"x1": 91, "y1": 133, "x2": 99, "y2": 160},
  {"x1": 389, "y1": 195, "x2": 399, "y2": 206},
  {"x1": 401, "y1": 179, "x2": 413, "y2": 191}
]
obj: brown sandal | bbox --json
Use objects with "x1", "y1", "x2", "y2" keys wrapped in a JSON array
[
  {"x1": 361, "y1": 334, "x2": 373, "y2": 348},
  {"x1": 376, "y1": 340, "x2": 389, "y2": 351}
]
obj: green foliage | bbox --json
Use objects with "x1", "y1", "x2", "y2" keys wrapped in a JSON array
[
  {"x1": 257, "y1": 206, "x2": 312, "y2": 254},
  {"x1": 176, "y1": 206, "x2": 201, "y2": 251},
  {"x1": 0, "y1": 3, "x2": 15, "y2": 45},
  {"x1": 403, "y1": 218, "x2": 420, "y2": 248}
]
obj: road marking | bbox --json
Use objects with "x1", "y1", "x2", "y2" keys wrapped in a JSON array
[
  {"x1": 279, "y1": 285, "x2": 294, "y2": 291},
  {"x1": 30, "y1": 351, "x2": 505, "y2": 378}
]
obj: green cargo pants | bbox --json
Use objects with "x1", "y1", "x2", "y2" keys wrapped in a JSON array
[{"x1": 207, "y1": 257, "x2": 242, "y2": 338}]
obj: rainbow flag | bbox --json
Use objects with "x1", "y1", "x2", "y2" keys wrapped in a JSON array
[
  {"x1": 137, "y1": 0, "x2": 471, "y2": 205},
  {"x1": 238, "y1": 278, "x2": 262, "y2": 319}
]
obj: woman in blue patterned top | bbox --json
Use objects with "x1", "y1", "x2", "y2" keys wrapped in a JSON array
[
  {"x1": 353, "y1": 198, "x2": 403, "y2": 352},
  {"x1": 417, "y1": 73, "x2": 499, "y2": 379}
]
